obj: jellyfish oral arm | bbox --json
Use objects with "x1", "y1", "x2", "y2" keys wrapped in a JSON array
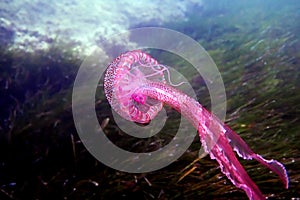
[
  {"x1": 224, "y1": 124, "x2": 289, "y2": 189},
  {"x1": 134, "y1": 81, "x2": 289, "y2": 199},
  {"x1": 135, "y1": 82, "x2": 289, "y2": 199}
]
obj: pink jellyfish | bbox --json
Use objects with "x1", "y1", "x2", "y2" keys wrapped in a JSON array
[{"x1": 104, "y1": 50, "x2": 288, "y2": 199}]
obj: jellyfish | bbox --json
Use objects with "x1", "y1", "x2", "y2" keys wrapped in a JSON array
[{"x1": 104, "y1": 50, "x2": 288, "y2": 199}]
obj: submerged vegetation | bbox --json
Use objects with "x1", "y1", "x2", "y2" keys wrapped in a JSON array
[{"x1": 0, "y1": 0, "x2": 299, "y2": 199}]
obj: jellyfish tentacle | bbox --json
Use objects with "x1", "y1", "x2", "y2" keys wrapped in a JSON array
[{"x1": 142, "y1": 63, "x2": 187, "y2": 87}]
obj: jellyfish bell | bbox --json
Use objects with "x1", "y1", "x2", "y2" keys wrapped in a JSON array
[{"x1": 104, "y1": 50, "x2": 166, "y2": 123}]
